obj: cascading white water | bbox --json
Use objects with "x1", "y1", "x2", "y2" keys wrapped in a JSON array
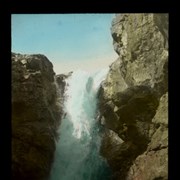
[{"x1": 50, "y1": 69, "x2": 111, "y2": 180}]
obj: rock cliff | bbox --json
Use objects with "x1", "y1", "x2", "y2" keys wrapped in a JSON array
[
  {"x1": 98, "y1": 14, "x2": 168, "y2": 180},
  {"x1": 12, "y1": 53, "x2": 64, "y2": 180}
]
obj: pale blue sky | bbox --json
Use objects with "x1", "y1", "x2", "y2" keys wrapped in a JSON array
[{"x1": 11, "y1": 14, "x2": 118, "y2": 74}]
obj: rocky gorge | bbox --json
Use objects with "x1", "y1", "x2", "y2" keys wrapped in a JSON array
[{"x1": 12, "y1": 13, "x2": 168, "y2": 180}]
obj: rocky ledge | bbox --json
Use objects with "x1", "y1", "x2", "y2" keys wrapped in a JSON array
[
  {"x1": 98, "y1": 14, "x2": 168, "y2": 180},
  {"x1": 12, "y1": 53, "x2": 64, "y2": 180}
]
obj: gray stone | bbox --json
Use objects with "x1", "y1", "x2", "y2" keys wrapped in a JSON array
[{"x1": 98, "y1": 14, "x2": 168, "y2": 180}]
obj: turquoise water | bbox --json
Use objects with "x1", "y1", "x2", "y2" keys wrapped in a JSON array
[{"x1": 50, "y1": 69, "x2": 111, "y2": 180}]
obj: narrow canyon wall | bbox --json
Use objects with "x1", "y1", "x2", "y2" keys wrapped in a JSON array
[
  {"x1": 98, "y1": 14, "x2": 168, "y2": 180},
  {"x1": 12, "y1": 53, "x2": 64, "y2": 180}
]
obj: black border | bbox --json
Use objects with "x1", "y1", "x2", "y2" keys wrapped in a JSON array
[
  {"x1": 1, "y1": 5, "x2": 11, "y2": 180},
  {"x1": 1, "y1": 1, "x2": 178, "y2": 179},
  {"x1": 9, "y1": 0, "x2": 175, "y2": 13},
  {"x1": 168, "y1": 11, "x2": 178, "y2": 180}
]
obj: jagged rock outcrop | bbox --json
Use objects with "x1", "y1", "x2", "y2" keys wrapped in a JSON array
[
  {"x1": 55, "y1": 71, "x2": 73, "y2": 96},
  {"x1": 12, "y1": 53, "x2": 64, "y2": 180},
  {"x1": 126, "y1": 93, "x2": 168, "y2": 180},
  {"x1": 98, "y1": 14, "x2": 168, "y2": 180}
]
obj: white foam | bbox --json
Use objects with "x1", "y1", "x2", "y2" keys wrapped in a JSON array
[
  {"x1": 50, "y1": 68, "x2": 110, "y2": 180},
  {"x1": 63, "y1": 68, "x2": 108, "y2": 139}
]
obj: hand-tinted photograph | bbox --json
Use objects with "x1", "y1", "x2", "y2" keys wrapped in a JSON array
[{"x1": 12, "y1": 14, "x2": 168, "y2": 180}]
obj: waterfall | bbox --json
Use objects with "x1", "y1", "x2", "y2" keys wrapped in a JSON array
[{"x1": 50, "y1": 69, "x2": 111, "y2": 180}]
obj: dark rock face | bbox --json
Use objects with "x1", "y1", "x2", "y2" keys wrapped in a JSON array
[
  {"x1": 98, "y1": 14, "x2": 168, "y2": 180},
  {"x1": 12, "y1": 53, "x2": 64, "y2": 180},
  {"x1": 127, "y1": 93, "x2": 168, "y2": 180}
]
